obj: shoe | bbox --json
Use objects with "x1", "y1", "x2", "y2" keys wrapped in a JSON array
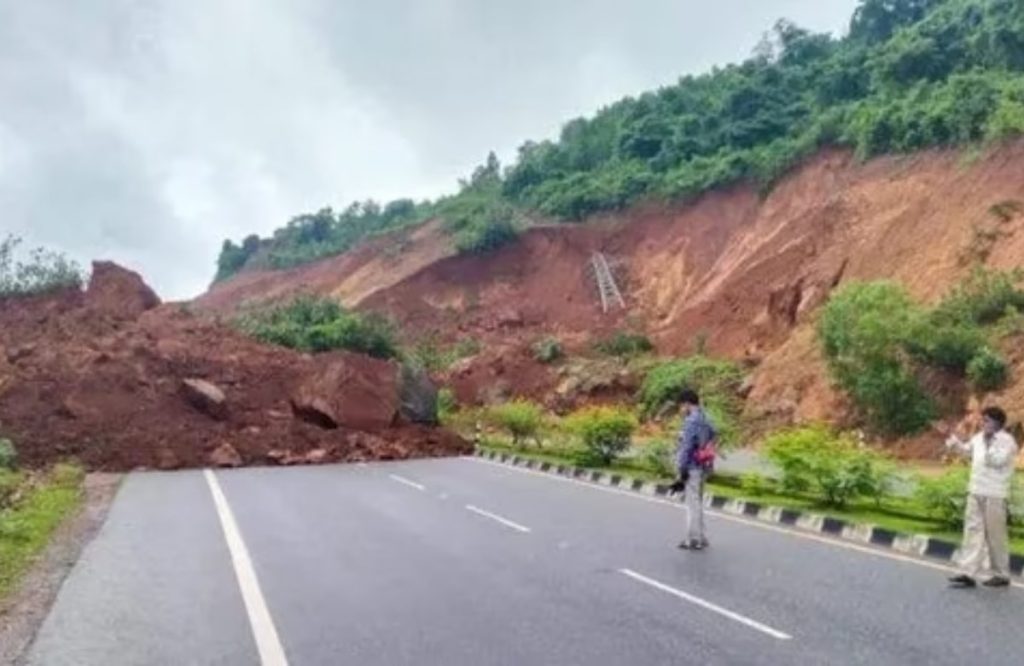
[
  {"x1": 948, "y1": 574, "x2": 977, "y2": 588},
  {"x1": 677, "y1": 540, "x2": 705, "y2": 551},
  {"x1": 983, "y1": 577, "x2": 1011, "y2": 588}
]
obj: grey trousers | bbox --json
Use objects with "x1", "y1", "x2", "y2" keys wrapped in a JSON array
[
  {"x1": 959, "y1": 494, "x2": 1010, "y2": 579},
  {"x1": 684, "y1": 468, "x2": 706, "y2": 543}
]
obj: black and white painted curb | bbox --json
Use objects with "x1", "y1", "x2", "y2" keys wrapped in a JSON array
[{"x1": 474, "y1": 448, "x2": 1024, "y2": 578}]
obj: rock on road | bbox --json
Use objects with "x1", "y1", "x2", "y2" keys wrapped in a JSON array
[{"x1": 23, "y1": 458, "x2": 1024, "y2": 665}]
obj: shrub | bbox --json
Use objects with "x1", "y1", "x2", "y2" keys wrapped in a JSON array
[
  {"x1": 236, "y1": 296, "x2": 398, "y2": 359},
  {"x1": 967, "y1": 348, "x2": 1009, "y2": 392},
  {"x1": 594, "y1": 332, "x2": 654, "y2": 358},
  {"x1": 740, "y1": 472, "x2": 774, "y2": 497},
  {"x1": 763, "y1": 426, "x2": 894, "y2": 509},
  {"x1": 454, "y1": 216, "x2": 519, "y2": 254},
  {"x1": 49, "y1": 463, "x2": 85, "y2": 489},
  {"x1": 0, "y1": 469, "x2": 22, "y2": 508},
  {"x1": 0, "y1": 235, "x2": 84, "y2": 298},
  {"x1": 566, "y1": 406, "x2": 637, "y2": 466},
  {"x1": 934, "y1": 268, "x2": 1024, "y2": 326},
  {"x1": 640, "y1": 439, "x2": 676, "y2": 478},
  {"x1": 1010, "y1": 478, "x2": 1024, "y2": 529},
  {"x1": 408, "y1": 336, "x2": 480, "y2": 372},
  {"x1": 437, "y1": 388, "x2": 456, "y2": 422},
  {"x1": 907, "y1": 321, "x2": 986, "y2": 373},
  {"x1": 914, "y1": 468, "x2": 970, "y2": 529},
  {"x1": 0, "y1": 438, "x2": 16, "y2": 471},
  {"x1": 488, "y1": 400, "x2": 544, "y2": 448},
  {"x1": 819, "y1": 282, "x2": 935, "y2": 435},
  {"x1": 637, "y1": 356, "x2": 742, "y2": 419},
  {"x1": 533, "y1": 337, "x2": 565, "y2": 364},
  {"x1": 989, "y1": 200, "x2": 1023, "y2": 223}
]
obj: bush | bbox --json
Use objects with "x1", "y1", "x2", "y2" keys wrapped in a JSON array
[
  {"x1": 740, "y1": 472, "x2": 774, "y2": 497},
  {"x1": 0, "y1": 469, "x2": 22, "y2": 508},
  {"x1": 640, "y1": 439, "x2": 676, "y2": 478},
  {"x1": 1010, "y1": 478, "x2": 1024, "y2": 529},
  {"x1": 533, "y1": 337, "x2": 564, "y2": 364},
  {"x1": 967, "y1": 347, "x2": 1009, "y2": 392},
  {"x1": 763, "y1": 426, "x2": 894, "y2": 509},
  {"x1": 0, "y1": 235, "x2": 84, "y2": 298},
  {"x1": 488, "y1": 400, "x2": 544, "y2": 448},
  {"x1": 0, "y1": 438, "x2": 16, "y2": 471},
  {"x1": 236, "y1": 296, "x2": 398, "y2": 359},
  {"x1": 49, "y1": 463, "x2": 85, "y2": 489},
  {"x1": 408, "y1": 336, "x2": 480, "y2": 372},
  {"x1": 914, "y1": 468, "x2": 970, "y2": 529},
  {"x1": 594, "y1": 332, "x2": 654, "y2": 358},
  {"x1": 566, "y1": 406, "x2": 637, "y2": 466},
  {"x1": 907, "y1": 321, "x2": 987, "y2": 373},
  {"x1": 437, "y1": 388, "x2": 457, "y2": 422},
  {"x1": 934, "y1": 268, "x2": 1024, "y2": 326},
  {"x1": 819, "y1": 282, "x2": 935, "y2": 435},
  {"x1": 637, "y1": 356, "x2": 742, "y2": 419}
]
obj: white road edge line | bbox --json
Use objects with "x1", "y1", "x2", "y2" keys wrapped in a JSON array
[
  {"x1": 620, "y1": 569, "x2": 792, "y2": 641},
  {"x1": 465, "y1": 504, "x2": 532, "y2": 533},
  {"x1": 462, "y1": 457, "x2": 1024, "y2": 590},
  {"x1": 389, "y1": 474, "x2": 426, "y2": 491},
  {"x1": 204, "y1": 470, "x2": 289, "y2": 666}
]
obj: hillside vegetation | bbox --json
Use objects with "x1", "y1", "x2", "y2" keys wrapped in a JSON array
[{"x1": 214, "y1": 0, "x2": 1024, "y2": 282}]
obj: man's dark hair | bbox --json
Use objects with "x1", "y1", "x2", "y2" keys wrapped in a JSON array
[
  {"x1": 680, "y1": 389, "x2": 700, "y2": 406},
  {"x1": 982, "y1": 406, "x2": 1008, "y2": 429}
]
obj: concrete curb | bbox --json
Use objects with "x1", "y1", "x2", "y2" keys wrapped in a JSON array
[{"x1": 474, "y1": 448, "x2": 1024, "y2": 579}]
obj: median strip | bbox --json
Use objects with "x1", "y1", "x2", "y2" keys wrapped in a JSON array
[
  {"x1": 465, "y1": 504, "x2": 532, "y2": 533},
  {"x1": 619, "y1": 569, "x2": 792, "y2": 641}
]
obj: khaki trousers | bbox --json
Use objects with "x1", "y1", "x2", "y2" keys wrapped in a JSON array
[{"x1": 959, "y1": 494, "x2": 1010, "y2": 579}]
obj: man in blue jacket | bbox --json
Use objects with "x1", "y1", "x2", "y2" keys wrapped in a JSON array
[{"x1": 676, "y1": 389, "x2": 717, "y2": 551}]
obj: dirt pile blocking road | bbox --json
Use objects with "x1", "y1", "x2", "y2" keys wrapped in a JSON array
[{"x1": 0, "y1": 263, "x2": 469, "y2": 470}]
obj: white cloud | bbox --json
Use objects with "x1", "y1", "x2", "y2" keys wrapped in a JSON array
[{"x1": 0, "y1": 0, "x2": 859, "y2": 299}]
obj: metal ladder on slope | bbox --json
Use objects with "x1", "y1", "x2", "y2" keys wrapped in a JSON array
[{"x1": 591, "y1": 252, "x2": 626, "y2": 313}]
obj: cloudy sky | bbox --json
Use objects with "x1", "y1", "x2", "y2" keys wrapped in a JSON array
[{"x1": 0, "y1": 0, "x2": 859, "y2": 300}]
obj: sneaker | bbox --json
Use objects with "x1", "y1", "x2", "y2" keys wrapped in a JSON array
[
  {"x1": 983, "y1": 577, "x2": 1011, "y2": 588},
  {"x1": 948, "y1": 574, "x2": 977, "y2": 588},
  {"x1": 677, "y1": 540, "x2": 705, "y2": 551}
]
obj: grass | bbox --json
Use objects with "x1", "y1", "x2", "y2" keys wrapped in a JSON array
[
  {"x1": 476, "y1": 440, "x2": 1024, "y2": 556},
  {"x1": 0, "y1": 464, "x2": 85, "y2": 600}
]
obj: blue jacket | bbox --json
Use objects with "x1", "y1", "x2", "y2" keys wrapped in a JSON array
[{"x1": 676, "y1": 408, "x2": 717, "y2": 472}]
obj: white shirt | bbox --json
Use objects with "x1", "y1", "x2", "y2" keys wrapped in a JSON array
[{"x1": 948, "y1": 431, "x2": 1019, "y2": 499}]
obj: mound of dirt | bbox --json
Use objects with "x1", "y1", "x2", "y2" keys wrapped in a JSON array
[
  {"x1": 0, "y1": 262, "x2": 468, "y2": 471},
  {"x1": 199, "y1": 143, "x2": 1024, "y2": 457}
]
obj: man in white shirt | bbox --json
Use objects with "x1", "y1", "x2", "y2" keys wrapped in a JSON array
[{"x1": 945, "y1": 406, "x2": 1019, "y2": 588}]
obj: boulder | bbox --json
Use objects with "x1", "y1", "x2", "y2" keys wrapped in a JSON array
[
  {"x1": 398, "y1": 363, "x2": 438, "y2": 425},
  {"x1": 85, "y1": 262, "x2": 161, "y2": 321},
  {"x1": 208, "y1": 442, "x2": 242, "y2": 468},
  {"x1": 290, "y1": 352, "x2": 399, "y2": 430},
  {"x1": 181, "y1": 379, "x2": 228, "y2": 421}
]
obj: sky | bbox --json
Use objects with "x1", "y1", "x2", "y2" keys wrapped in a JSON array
[{"x1": 0, "y1": 0, "x2": 860, "y2": 300}]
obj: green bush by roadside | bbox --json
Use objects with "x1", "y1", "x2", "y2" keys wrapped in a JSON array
[
  {"x1": 487, "y1": 400, "x2": 544, "y2": 448},
  {"x1": 566, "y1": 406, "x2": 638, "y2": 467},
  {"x1": 763, "y1": 426, "x2": 896, "y2": 509}
]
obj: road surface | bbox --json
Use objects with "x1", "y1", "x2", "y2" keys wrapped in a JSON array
[{"x1": 24, "y1": 457, "x2": 1024, "y2": 665}]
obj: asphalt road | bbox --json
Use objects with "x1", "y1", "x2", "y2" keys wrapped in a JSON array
[{"x1": 24, "y1": 457, "x2": 1024, "y2": 666}]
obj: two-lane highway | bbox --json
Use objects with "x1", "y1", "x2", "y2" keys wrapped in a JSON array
[{"x1": 24, "y1": 458, "x2": 1024, "y2": 665}]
